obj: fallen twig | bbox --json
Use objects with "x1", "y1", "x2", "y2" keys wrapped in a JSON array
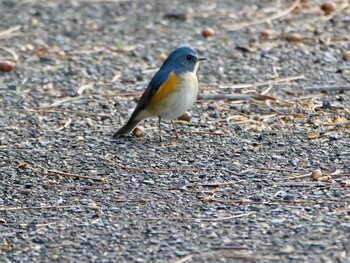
[
  {"x1": 207, "y1": 197, "x2": 350, "y2": 205},
  {"x1": 104, "y1": 153, "x2": 201, "y2": 172},
  {"x1": 260, "y1": 167, "x2": 307, "y2": 173},
  {"x1": 184, "y1": 180, "x2": 238, "y2": 188},
  {"x1": 43, "y1": 92, "x2": 143, "y2": 108},
  {"x1": 47, "y1": 169, "x2": 107, "y2": 182},
  {"x1": 73, "y1": 0, "x2": 135, "y2": 3},
  {"x1": 304, "y1": 86, "x2": 350, "y2": 92},
  {"x1": 188, "y1": 212, "x2": 256, "y2": 221},
  {"x1": 109, "y1": 198, "x2": 152, "y2": 203},
  {"x1": 274, "y1": 173, "x2": 311, "y2": 181},
  {"x1": 204, "y1": 74, "x2": 304, "y2": 89},
  {"x1": 331, "y1": 174, "x2": 350, "y2": 177},
  {"x1": 273, "y1": 182, "x2": 325, "y2": 187},
  {"x1": 173, "y1": 254, "x2": 194, "y2": 263},
  {"x1": 46, "y1": 118, "x2": 72, "y2": 131},
  {"x1": 25, "y1": 165, "x2": 107, "y2": 182},
  {"x1": 0, "y1": 108, "x2": 111, "y2": 119},
  {"x1": 0, "y1": 47, "x2": 19, "y2": 61},
  {"x1": 198, "y1": 93, "x2": 276, "y2": 101},
  {"x1": 42, "y1": 184, "x2": 112, "y2": 190},
  {"x1": 0, "y1": 205, "x2": 79, "y2": 212},
  {"x1": 116, "y1": 212, "x2": 256, "y2": 222},
  {"x1": 222, "y1": 253, "x2": 280, "y2": 261},
  {"x1": 179, "y1": 130, "x2": 227, "y2": 136},
  {"x1": 221, "y1": 0, "x2": 301, "y2": 30},
  {"x1": 0, "y1": 25, "x2": 21, "y2": 39},
  {"x1": 50, "y1": 95, "x2": 89, "y2": 107},
  {"x1": 210, "y1": 246, "x2": 250, "y2": 250}
]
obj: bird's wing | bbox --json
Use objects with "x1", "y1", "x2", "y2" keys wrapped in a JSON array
[{"x1": 128, "y1": 69, "x2": 173, "y2": 119}]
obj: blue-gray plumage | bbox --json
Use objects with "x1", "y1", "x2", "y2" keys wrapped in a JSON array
[{"x1": 113, "y1": 47, "x2": 206, "y2": 140}]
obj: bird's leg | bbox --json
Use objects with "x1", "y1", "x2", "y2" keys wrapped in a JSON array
[
  {"x1": 171, "y1": 120, "x2": 179, "y2": 140},
  {"x1": 158, "y1": 117, "x2": 163, "y2": 142}
]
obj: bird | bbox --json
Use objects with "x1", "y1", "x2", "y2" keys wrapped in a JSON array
[{"x1": 112, "y1": 46, "x2": 206, "y2": 141}]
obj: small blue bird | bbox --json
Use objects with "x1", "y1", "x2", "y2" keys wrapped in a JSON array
[{"x1": 113, "y1": 47, "x2": 206, "y2": 140}]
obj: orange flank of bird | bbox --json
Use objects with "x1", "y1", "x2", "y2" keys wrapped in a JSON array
[{"x1": 148, "y1": 71, "x2": 180, "y2": 106}]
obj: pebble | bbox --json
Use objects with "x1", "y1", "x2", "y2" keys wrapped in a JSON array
[
  {"x1": 328, "y1": 133, "x2": 339, "y2": 140},
  {"x1": 143, "y1": 180, "x2": 155, "y2": 185}
]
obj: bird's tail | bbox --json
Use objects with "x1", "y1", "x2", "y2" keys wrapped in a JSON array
[{"x1": 112, "y1": 118, "x2": 141, "y2": 138}]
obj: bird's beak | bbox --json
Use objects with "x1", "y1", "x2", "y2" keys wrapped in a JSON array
[{"x1": 198, "y1": 57, "x2": 207, "y2": 61}]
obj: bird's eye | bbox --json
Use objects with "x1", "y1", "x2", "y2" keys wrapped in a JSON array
[{"x1": 186, "y1": 55, "x2": 193, "y2": 61}]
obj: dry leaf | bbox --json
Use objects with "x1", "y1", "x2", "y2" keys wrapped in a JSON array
[
  {"x1": 340, "y1": 180, "x2": 350, "y2": 187},
  {"x1": 88, "y1": 202, "x2": 99, "y2": 209},
  {"x1": 294, "y1": 113, "x2": 304, "y2": 119},
  {"x1": 112, "y1": 69, "x2": 122, "y2": 82},
  {"x1": 333, "y1": 115, "x2": 348, "y2": 125},
  {"x1": 307, "y1": 130, "x2": 318, "y2": 139}
]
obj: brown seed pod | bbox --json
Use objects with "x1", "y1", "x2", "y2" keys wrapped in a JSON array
[
  {"x1": 201, "y1": 27, "x2": 215, "y2": 38},
  {"x1": 260, "y1": 31, "x2": 270, "y2": 40},
  {"x1": 342, "y1": 51, "x2": 350, "y2": 61},
  {"x1": 0, "y1": 60, "x2": 15, "y2": 71},
  {"x1": 300, "y1": 0, "x2": 309, "y2": 7},
  {"x1": 285, "y1": 33, "x2": 302, "y2": 42},
  {"x1": 310, "y1": 169, "x2": 322, "y2": 180},
  {"x1": 133, "y1": 126, "x2": 145, "y2": 137},
  {"x1": 321, "y1": 2, "x2": 336, "y2": 15},
  {"x1": 286, "y1": 89, "x2": 296, "y2": 96},
  {"x1": 178, "y1": 112, "x2": 193, "y2": 122}
]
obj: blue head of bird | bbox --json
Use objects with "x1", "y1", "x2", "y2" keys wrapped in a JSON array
[{"x1": 161, "y1": 47, "x2": 206, "y2": 74}]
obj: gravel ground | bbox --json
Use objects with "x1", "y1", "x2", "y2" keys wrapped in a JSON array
[{"x1": 1, "y1": 0, "x2": 350, "y2": 262}]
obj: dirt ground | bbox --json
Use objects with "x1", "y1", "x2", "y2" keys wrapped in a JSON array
[{"x1": 1, "y1": 0, "x2": 350, "y2": 262}]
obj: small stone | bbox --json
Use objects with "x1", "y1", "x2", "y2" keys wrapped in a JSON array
[
  {"x1": 175, "y1": 251, "x2": 188, "y2": 257},
  {"x1": 86, "y1": 118, "x2": 94, "y2": 127},
  {"x1": 208, "y1": 102, "x2": 219, "y2": 110},
  {"x1": 7, "y1": 84, "x2": 17, "y2": 90},
  {"x1": 39, "y1": 56, "x2": 53, "y2": 64},
  {"x1": 143, "y1": 180, "x2": 155, "y2": 185},
  {"x1": 280, "y1": 245, "x2": 295, "y2": 253},
  {"x1": 208, "y1": 112, "x2": 219, "y2": 118},
  {"x1": 283, "y1": 194, "x2": 295, "y2": 201},
  {"x1": 328, "y1": 133, "x2": 338, "y2": 140},
  {"x1": 79, "y1": 199, "x2": 90, "y2": 205},
  {"x1": 121, "y1": 74, "x2": 136, "y2": 84},
  {"x1": 248, "y1": 205, "x2": 261, "y2": 211},
  {"x1": 322, "y1": 101, "x2": 332, "y2": 109}
]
